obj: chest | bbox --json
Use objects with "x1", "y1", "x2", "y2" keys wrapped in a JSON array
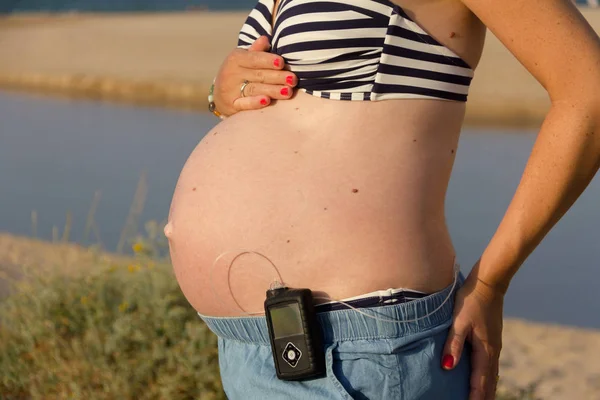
[{"x1": 267, "y1": 0, "x2": 484, "y2": 68}]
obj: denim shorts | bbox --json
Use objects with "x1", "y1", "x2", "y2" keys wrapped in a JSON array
[{"x1": 199, "y1": 276, "x2": 471, "y2": 399}]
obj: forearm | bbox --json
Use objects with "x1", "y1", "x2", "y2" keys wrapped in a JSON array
[{"x1": 475, "y1": 95, "x2": 600, "y2": 292}]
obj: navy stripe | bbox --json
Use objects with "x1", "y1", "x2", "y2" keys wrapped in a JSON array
[
  {"x1": 297, "y1": 70, "x2": 377, "y2": 89},
  {"x1": 238, "y1": 32, "x2": 257, "y2": 43},
  {"x1": 237, "y1": 39, "x2": 253, "y2": 47},
  {"x1": 388, "y1": 24, "x2": 442, "y2": 47},
  {"x1": 373, "y1": 83, "x2": 467, "y2": 101},
  {"x1": 315, "y1": 49, "x2": 381, "y2": 64},
  {"x1": 275, "y1": 2, "x2": 391, "y2": 33},
  {"x1": 302, "y1": 78, "x2": 375, "y2": 92},
  {"x1": 378, "y1": 63, "x2": 472, "y2": 86},
  {"x1": 274, "y1": 19, "x2": 387, "y2": 50},
  {"x1": 276, "y1": 18, "x2": 386, "y2": 39},
  {"x1": 293, "y1": 61, "x2": 379, "y2": 79},
  {"x1": 254, "y1": 2, "x2": 273, "y2": 29},
  {"x1": 244, "y1": 16, "x2": 270, "y2": 38},
  {"x1": 393, "y1": 4, "x2": 412, "y2": 21},
  {"x1": 383, "y1": 43, "x2": 472, "y2": 69},
  {"x1": 371, "y1": 0, "x2": 395, "y2": 6},
  {"x1": 277, "y1": 37, "x2": 385, "y2": 55}
]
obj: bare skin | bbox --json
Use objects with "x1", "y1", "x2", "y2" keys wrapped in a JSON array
[
  {"x1": 169, "y1": 0, "x2": 484, "y2": 311},
  {"x1": 168, "y1": 0, "x2": 483, "y2": 312},
  {"x1": 166, "y1": 1, "x2": 600, "y2": 399}
]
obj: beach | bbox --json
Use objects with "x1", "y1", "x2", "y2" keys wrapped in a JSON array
[
  {"x1": 2, "y1": 8, "x2": 600, "y2": 399},
  {"x1": 0, "y1": 9, "x2": 599, "y2": 126}
]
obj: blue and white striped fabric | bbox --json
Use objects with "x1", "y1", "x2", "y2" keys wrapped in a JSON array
[{"x1": 237, "y1": 0, "x2": 474, "y2": 102}]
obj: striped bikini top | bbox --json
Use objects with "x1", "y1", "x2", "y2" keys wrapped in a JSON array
[{"x1": 237, "y1": 0, "x2": 474, "y2": 102}]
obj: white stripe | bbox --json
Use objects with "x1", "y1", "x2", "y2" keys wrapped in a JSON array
[
  {"x1": 296, "y1": 64, "x2": 377, "y2": 80},
  {"x1": 380, "y1": 53, "x2": 473, "y2": 77},
  {"x1": 238, "y1": 24, "x2": 259, "y2": 40},
  {"x1": 276, "y1": 27, "x2": 387, "y2": 48},
  {"x1": 290, "y1": 57, "x2": 379, "y2": 72},
  {"x1": 339, "y1": 0, "x2": 392, "y2": 16},
  {"x1": 372, "y1": 91, "x2": 450, "y2": 101},
  {"x1": 375, "y1": 73, "x2": 469, "y2": 94},
  {"x1": 279, "y1": 0, "x2": 392, "y2": 17},
  {"x1": 273, "y1": 11, "x2": 375, "y2": 43},
  {"x1": 238, "y1": 31, "x2": 257, "y2": 42},
  {"x1": 302, "y1": 82, "x2": 374, "y2": 94},
  {"x1": 248, "y1": 6, "x2": 273, "y2": 33},
  {"x1": 285, "y1": 47, "x2": 381, "y2": 64},
  {"x1": 351, "y1": 92, "x2": 365, "y2": 101},
  {"x1": 385, "y1": 29, "x2": 465, "y2": 61},
  {"x1": 322, "y1": 82, "x2": 374, "y2": 92}
]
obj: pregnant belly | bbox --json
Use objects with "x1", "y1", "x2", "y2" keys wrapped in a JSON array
[{"x1": 166, "y1": 98, "x2": 460, "y2": 317}]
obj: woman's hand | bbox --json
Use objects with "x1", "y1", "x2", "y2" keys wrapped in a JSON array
[
  {"x1": 213, "y1": 36, "x2": 297, "y2": 117},
  {"x1": 442, "y1": 265, "x2": 505, "y2": 400}
]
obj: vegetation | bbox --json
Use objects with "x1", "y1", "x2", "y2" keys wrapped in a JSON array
[
  {"x1": 0, "y1": 232, "x2": 539, "y2": 399},
  {"x1": 0, "y1": 243, "x2": 225, "y2": 400}
]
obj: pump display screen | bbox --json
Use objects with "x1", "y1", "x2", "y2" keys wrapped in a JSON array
[{"x1": 269, "y1": 303, "x2": 304, "y2": 339}]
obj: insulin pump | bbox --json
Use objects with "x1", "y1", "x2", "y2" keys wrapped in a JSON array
[{"x1": 264, "y1": 286, "x2": 326, "y2": 381}]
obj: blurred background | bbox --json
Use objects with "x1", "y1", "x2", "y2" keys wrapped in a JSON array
[{"x1": 0, "y1": 2, "x2": 599, "y2": 400}]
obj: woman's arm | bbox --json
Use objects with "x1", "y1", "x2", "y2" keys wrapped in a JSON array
[
  {"x1": 443, "y1": 1, "x2": 600, "y2": 399},
  {"x1": 212, "y1": 36, "x2": 297, "y2": 117},
  {"x1": 466, "y1": 0, "x2": 600, "y2": 292}
]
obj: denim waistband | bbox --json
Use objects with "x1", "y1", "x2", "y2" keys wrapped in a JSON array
[{"x1": 198, "y1": 273, "x2": 463, "y2": 345}]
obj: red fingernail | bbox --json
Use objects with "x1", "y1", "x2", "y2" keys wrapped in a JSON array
[
  {"x1": 286, "y1": 76, "x2": 294, "y2": 85},
  {"x1": 273, "y1": 58, "x2": 280, "y2": 68},
  {"x1": 442, "y1": 355, "x2": 454, "y2": 369},
  {"x1": 280, "y1": 87, "x2": 289, "y2": 96},
  {"x1": 260, "y1": 98, "x2": 268, "y2": 106}
]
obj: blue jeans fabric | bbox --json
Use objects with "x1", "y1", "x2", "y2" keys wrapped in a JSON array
[{"x1": 199, "y1": 276, "x2": 471, "y2": 399}]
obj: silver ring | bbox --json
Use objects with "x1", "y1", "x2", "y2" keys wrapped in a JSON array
[{"x1": 240, "y1": 80, "x2": 250, "y2": 98}]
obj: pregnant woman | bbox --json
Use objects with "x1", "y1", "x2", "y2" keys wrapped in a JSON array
[{"x1": 165, "y1": 0, "x2": 600, "y2": 398}]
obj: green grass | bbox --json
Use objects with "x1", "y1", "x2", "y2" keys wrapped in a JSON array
[{"x1": 0, "y1": 254, "x2": 225, "y2": 400}]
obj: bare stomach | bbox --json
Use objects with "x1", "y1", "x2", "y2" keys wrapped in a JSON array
[{"x1": 166, "y1": 92, "x2": 465, "y2": 317}]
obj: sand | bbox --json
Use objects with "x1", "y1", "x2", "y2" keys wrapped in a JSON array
[
  {"x1": 1, "y1": 232, "x2": 600, "y2": 399},
  {"x1": 0, "y1": 12, "x2": 241, "y2": 110},
  {"x1": 499, "y1": 318, "x2": 600, "y2": 399},
  {"x1": 0, "y1": 10, "x2": 599, "y2": 126}
]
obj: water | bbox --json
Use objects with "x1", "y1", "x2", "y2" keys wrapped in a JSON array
[
  {"x1": 1, "y1": 0, "x2": 258, "y2": 13},
  {"x1": 0, "y1": 91, "x2": 599, "y2": 329},
  {"x1": 1, "y1": 0, "x2": 595, "y2": 12}
]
